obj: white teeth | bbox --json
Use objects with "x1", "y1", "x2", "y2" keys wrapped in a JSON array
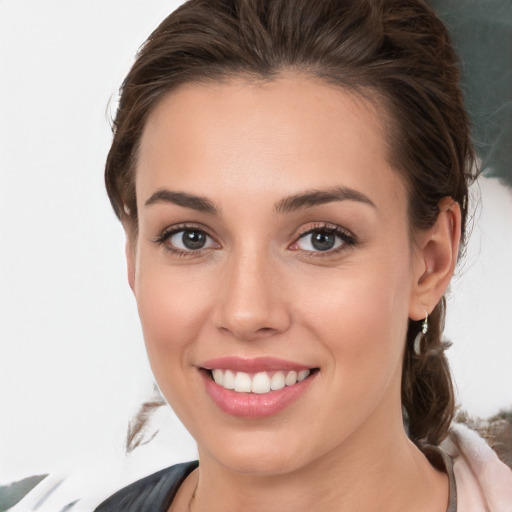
[
  {"x1": 212, "y1": 369, "x2": 223, "y2": 386},
  {"x1": 210, "y1": 369, "x2": 312, "y2": 394},
  {"x1": 270, "y1": 371, "x2": 286, "y2": 391},
  {"x1": 285, "y1": 370, "x2": 298, "y2": 386},
  {"x1": 298, "y1": 369, "x2": 310, "y2": 382},
  {"x1": 251, "y1": 372, "x2": 271, "y2": 394},
  {"x1": 234, "y1": 372, "x2": 252, "y2": 392},
  {"x1": 223, "y1": 369, "x2": 235, "y2": 390}
]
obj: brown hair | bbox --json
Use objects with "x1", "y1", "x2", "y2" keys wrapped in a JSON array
[{"x1": 105, "y1": 0, "x2": 478, "y2": 447}]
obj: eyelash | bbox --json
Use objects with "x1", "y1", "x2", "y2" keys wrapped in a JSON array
[
  {"x1": 153, "y1": 223, "x2": 218, "y2": 258},
  {"x1": 291, "y1": 223, "x2": 356, "y2": 256},
  {"x1": 153, "y1": 222, "x2": 357, "y2": 258}
]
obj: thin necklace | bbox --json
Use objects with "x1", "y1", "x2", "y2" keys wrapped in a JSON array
[{"x1": 187, "y1": 481, "x2": 198, "y2": 512}]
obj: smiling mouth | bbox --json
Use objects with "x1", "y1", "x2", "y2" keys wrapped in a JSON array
[{"x1": 204, "y1": 368, "x2": 318, "y2": 395}]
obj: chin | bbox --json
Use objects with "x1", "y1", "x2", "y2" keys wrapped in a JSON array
[
  {"x1": 198, "y1": 428, "x2": 320, "y2": 477},
  {"x1": 218, "y1": 451, "x2": 306, "y2": 477}
]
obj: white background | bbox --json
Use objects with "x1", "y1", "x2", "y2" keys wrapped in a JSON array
[{"x1": 1, "y1": 0, "x2": 511, "y2": 487}]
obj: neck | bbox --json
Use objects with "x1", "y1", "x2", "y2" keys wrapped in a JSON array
[{"x1": 185, "y1": 416, "x2": 448, "y2": 512}]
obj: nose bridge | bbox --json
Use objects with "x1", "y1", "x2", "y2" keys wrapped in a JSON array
[{"x1": 216, "y1": 242, "x2": 289, "y2": 340}]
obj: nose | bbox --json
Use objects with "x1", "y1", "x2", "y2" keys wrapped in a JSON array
[{"x1": 214, "y1": 250, "x2": 291, "y2": 341}]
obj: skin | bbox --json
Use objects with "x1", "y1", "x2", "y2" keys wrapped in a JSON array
[{"x1": 125, "y1": 75, "x2": 461, "y2": 512}]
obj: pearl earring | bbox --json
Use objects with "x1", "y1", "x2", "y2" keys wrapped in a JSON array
[{"x1": 413, "y1": 312, "x2": 429, "y2": 356}]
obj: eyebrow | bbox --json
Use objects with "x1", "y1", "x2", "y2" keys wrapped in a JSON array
[
  {"x1": 144, "y1": 189, "x2": 219, "y2": 214},
  {"x1": 274, "y1": 186, "x2": 376, "y2": 214},
  {"x1": 144, "y1": 185, "x2": 376, "y2": 215}
]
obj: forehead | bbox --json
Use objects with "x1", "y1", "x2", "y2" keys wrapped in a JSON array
[{"x1": 136, "y1": 75, "x2": 406, "y2": 211}]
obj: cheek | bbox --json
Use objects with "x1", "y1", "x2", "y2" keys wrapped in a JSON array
[
  {"x1": 134, "y1": 263, "x2": 219, "y2": 428},
  {"x1": 294, "y1": 252, "x2": 412, "y2": 384},
  {"x1": 135, "y1": 262, "x2": 212, "y2": 371}
]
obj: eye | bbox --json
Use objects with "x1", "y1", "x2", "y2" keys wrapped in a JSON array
[
  {"x1": 297, "y1": 230, "x2": 342, "y2": 251},
  {"x1": 170, "y1": 229, "x2": 213, "y2": 250},
  {"x1": 155, "y1": 226, "x2": 219, "y2": 254},
  {"x1": 290, "y1": 225, "x2": 355, "y2": 253}
]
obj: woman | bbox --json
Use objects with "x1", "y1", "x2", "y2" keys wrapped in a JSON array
[{"x1": 96, "y1": 0, "x2": 512, "y2": 510}]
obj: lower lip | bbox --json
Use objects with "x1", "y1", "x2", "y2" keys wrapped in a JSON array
[{"x1": 201, "y1": 370, "x2": 316, "y2": 418}]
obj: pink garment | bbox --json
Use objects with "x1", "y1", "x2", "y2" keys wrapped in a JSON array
[{"x1": 441, "y1": 424, "x2": 512, "y2": 511}]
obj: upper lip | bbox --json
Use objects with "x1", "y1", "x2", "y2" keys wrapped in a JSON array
[{"x1": 199, "y1": 356, "x2": 313, "y2": 373}]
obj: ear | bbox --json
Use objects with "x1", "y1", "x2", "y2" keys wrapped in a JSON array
[{"x1": 409, "y1": 198, "x2": 461, "y2": 321}]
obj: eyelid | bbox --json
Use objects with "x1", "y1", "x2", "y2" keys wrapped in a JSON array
[
  {"x1": 153, "y1": 223, "x2": 220, "y2": 255},
  {"x1": 295, "y1": 222, "x2": 354, "y2": 239},
  {"x1": 289, "y1": 222, "x2": 356, "y2": 253}
]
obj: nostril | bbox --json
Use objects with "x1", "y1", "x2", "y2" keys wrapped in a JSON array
[{"x1": 219, "y1": 325, "x2": 278, "y2": 341}]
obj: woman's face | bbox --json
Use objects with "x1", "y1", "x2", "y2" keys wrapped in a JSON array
[{"x1": 129, "y1": 76, "x2": 425, "y2": 475}]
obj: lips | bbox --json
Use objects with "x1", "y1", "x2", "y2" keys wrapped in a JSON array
[{"x1": 199, "y1": 357, "x2": 317, "y2": 417}]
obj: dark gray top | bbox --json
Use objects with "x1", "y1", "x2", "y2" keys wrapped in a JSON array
[{"x1": 94, "y1": 461, "x2": 198, "y2": 512}]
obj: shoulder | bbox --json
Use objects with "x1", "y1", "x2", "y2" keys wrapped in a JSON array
[
  {"x1": 94, "y1": 460, "x2": 198, "y2": 512},
  {"x1": 441, "y1": 424, "x2": 512, "y2": 511}
]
